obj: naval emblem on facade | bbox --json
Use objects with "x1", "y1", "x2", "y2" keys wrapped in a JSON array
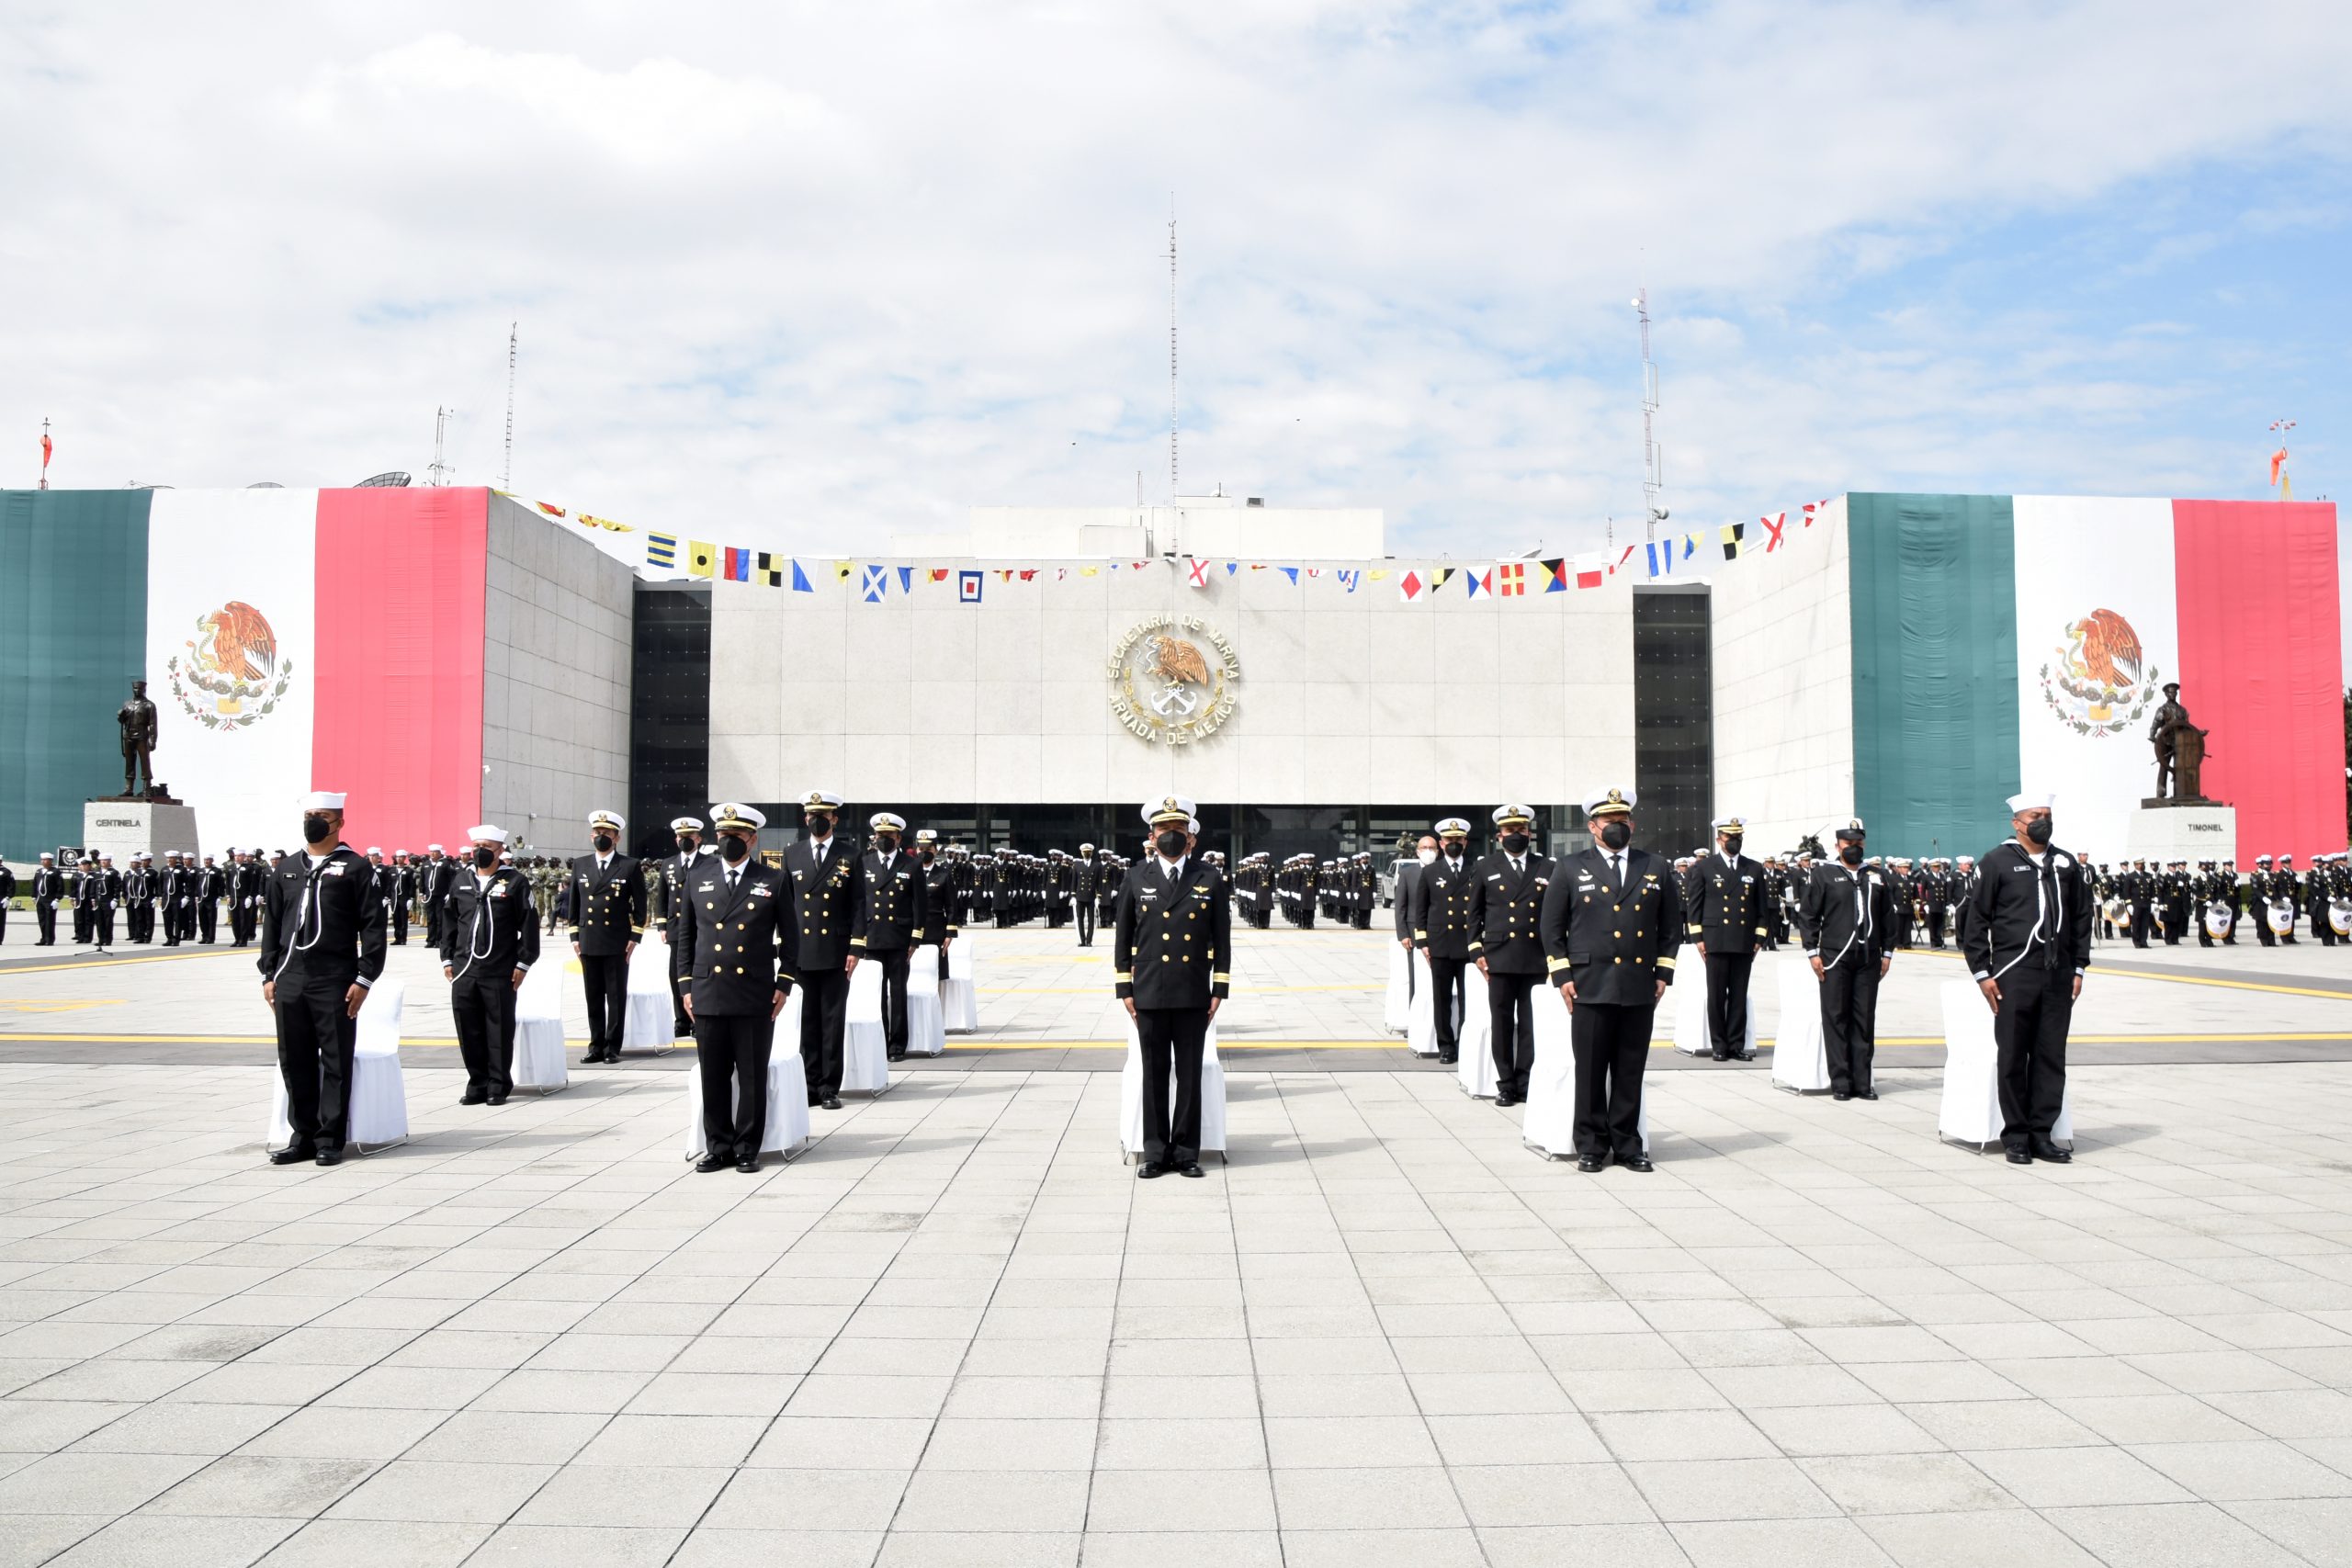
[
  {"x1": 2037, "y1": 606, "x2": 2159, "y2": 738},
  {"x1": 1108, "y1": 615, "x2": 1240, "y2": 745},
  {"x1": 167, "y1": 600, "x2": 295, "y2": 731}
]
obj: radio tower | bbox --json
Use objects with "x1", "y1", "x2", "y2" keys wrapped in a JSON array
[
  {"x1": 501, "y1": 322, "x2": 517, "y2": 492},
  {"x1": 427, "y1": 406, "x2": 453, "y2": 487},
  {"x1": 1635, "y1": 288, "x2": 1664, "y2": 544},
  {"x1": 1168, "y1": 200, "x2": 1180, "y2": 497}
]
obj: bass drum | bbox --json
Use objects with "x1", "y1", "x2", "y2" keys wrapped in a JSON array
[
  {"x1": 2204, "y1": 901, "x2": 2234, "y2": 940},
  {"x1": 2268, "y1": 899, "x2": 2299, "y2": 936},
  {"x1": 2332, "y1": 898, "x2": 2352, "y2": 938}
]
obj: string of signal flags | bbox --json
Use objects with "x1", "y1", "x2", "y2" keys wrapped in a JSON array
[{"x1": 504, "y1": 487, "x2": 1838, "y2": 604}]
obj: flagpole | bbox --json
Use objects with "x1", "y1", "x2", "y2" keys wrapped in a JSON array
[{"x1": 38, "y1": 416, "x2": 50, "y2": 490}]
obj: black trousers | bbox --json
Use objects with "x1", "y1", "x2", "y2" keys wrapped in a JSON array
[
  {"x1": 1703, "y1": 950, "x2": 1755, "y2": 1056},
  {"x1": 1136, "y1": 1005, "x2": 1208, "y2": 1165},
  {"x1": 93, "y1": 907, "x2": 115, "y2": 948},
  {"x1": 74, "y1": 899, "x2": 92, "y2": 942},
  {"x1": 1818, "y1": 953, "x2": 1880, "y2": 1093},
  {"x1": 1925, "y1": 908, "x2": 1947, "y2": 948},
  {"x1": 1570, "y1": 999, "x2": 1653, "y2": 1159},
  {"x1": 451, "y1": 973, "x2": 516, "y2": 1096},
  {"x1": 874, "y1": 946, "x2": 911, "y2": 1056},
  {"x1": 2129, "y1": 904, "x2": 2153, "y2": 947},
  {"x1": 1996, "y1": 963, "x2": 2073, "y2": 1152},
  {"x1": 131, "y1": 901, "x2": 152, "y2": 942},
  {"x1": 275, "y1": 976, "x2": 358, "y2": 1150},
  {"x1": 1485, "y1": 968, "x2": 1540, "y2": 1098},
  {"x1": 161, "y1": 901, "x2": 179, "y2": 945},
  {"x1": 1076, "y1": 900, "x2": 1095, "y2": 946},
  {"x1": 580, "y1": 953, "x2": 629, "y2": 1057},
  {"x1": 1427, "y1": 955, "x2": 1468, "y2": 1059},
  {"x1": 386, "y1": 903, "x2": 405, "y2": 946},
  {"x1": 696, "y1": 1010, "x2": 773, "y2": 1158},
  {"x1": 36, "y1": 902, "x2": 56, "y2": 943},
  {"x1": 238, "y1": 897, "x2": 259, "y2": 946},
  {"x1": 668, "y1": 940, "x2": 693, "y2": 1034},
  {"x1": 799, "y1": 966, "x2": 851, "y2": 1099},
  {"x1": 199, "y1": 900, "x2": 218, "y2": 943}
]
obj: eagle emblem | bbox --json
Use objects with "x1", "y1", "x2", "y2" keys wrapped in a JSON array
[
  {"x1": 1109, "y1": 616, "x2": 1239, "y2": 745},
  {"x1": 2039, "y1": 606, "x2": 2159, "y2": 737},
  {"x1": 166, "y1": 600, "x2": 294, "y2": 730}
]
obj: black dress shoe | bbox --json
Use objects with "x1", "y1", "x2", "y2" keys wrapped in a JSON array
[
  {"x1": 1856, "y1": 1089, "x2": 1879, "y2": 1101},
  {"x1": 1575, "y1": 1154, "x2": 1606, "y2": 1173},
  {"x1": 1833, "y1": 1090, "x2": 1851, "y2": 1101},
  {"x1": 695, "y1": 1153, "x2": 730, "y2": 1173},
  {"x1": 1179, "y1": 1162, "x2": 1205, "y2": 1178},
  {"x1": 580, "y1": 1051, "x2": 604, "y2": 1066},
  {"x1": 313, "y1": 1146, "x2": 344, "y2": 1167},
  {"x1": 821, "y1": 1095, "x2": 843, "y2": 1111},
  {"x1": 736, "y1": 1155, "x2": 761, "y2": 1173},
  {"x1": 2005, "y1": 1147, "x2": 2033, "y2": 1164},
  {"x1": 2031, "y1": 1141, "x2": 2073, "y2": 1164},
  {"x1": 1437, "y1": 1054, "x2": 1457, "y2": 1065},
  {"x1": 486, "y1": 1092, "x2": 508, "y2": 1106},
  {"x1": 459, "y1": 1089, "x2": 488, "y2": 1106},
  {"x1": 1712, "y1": 1051, "x2": 1729, "y2": 1061},
  {"x1": 267, "y1": 1145, "x2": 316, "y2": 1166},
  {"x1": 1618, "y1": 1152, "x2": 1655, "y2": 1172},
  {"x1": 1136, "y1": 1161, "x2": 1167, "y2": 1179}
]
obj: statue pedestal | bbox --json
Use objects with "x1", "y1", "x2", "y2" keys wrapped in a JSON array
[
  {"x1": 2127, "y1": 800, "x2": 2234, "y2": 863},
  {"x1": 85, "y1": 799, "x2": 200, "y2": 864}
]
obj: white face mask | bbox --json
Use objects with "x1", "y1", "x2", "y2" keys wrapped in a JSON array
[{"x1": 1416, "y1": 849, "x2": 1438, "y2": 866}]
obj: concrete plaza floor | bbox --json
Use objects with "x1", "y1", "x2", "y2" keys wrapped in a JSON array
[{"x1": 2, "y1": 920, "x2": 2351, "y2": 1565}]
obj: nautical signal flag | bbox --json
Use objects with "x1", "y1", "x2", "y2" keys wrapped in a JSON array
[
  {"x1": 1186, "y1": 557, "x2": 1210, "y2": 588},
  {"x1": 645, "y1": 533, "x2": 678, "y2": 571},
  {"x1": 1497, "y1": 561, "x2": 1528, "y2": 597},
  {"x1": 929, "y1": 568, "x2": 949, "y2": 582},
  {"x1": 1398, "y1": 570, "x2": 1424, "y2": 602},
  {"x1": 957, "y1": 569, "x2": 983, "y2": 604},
  {"x1": 723, "y1": 547, "x2": 752, "y2": 582},
  {"x1": 1575, "y1": 554, "x2": 1606, "y2": 589},
  {"x1": 1539, "y1": 558, "x2": 1567, "y2": 592},
  {"x1": 790, "y1": 558, "x2": 813, "y2": 592},
  {"x1": 1759, "y1": 512, "x2": 1787, "y2": 552},
  {"x1": 833, "y1": 560, "x2": 854, "y2": 582},
  {"x1": 686, "y1": 540, "x2": 718, "y2": 579},
  {"x1": 535, "y1": 501, "x2": 567, "y2": 519},
  {"x1": 1464, "y1": 568, "x2": 1491, "y2": 599},
  {"x1": 859, "y1": 564, "x2": 888, "y2": 603},
  {"x1": 1719, "y1": 523, "x2": 1746, "y2": 560},
  {"x1": 1430, "y1": 567, "x2": 1456, "y2": 592},
  {"x1": 1645, "y1": 539, "x2": 1676, "y2": 579}
]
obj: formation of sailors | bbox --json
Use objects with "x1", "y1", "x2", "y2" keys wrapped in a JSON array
[{"x1": 2087, "y1": 855, "x2": 2351, "y2": 948}]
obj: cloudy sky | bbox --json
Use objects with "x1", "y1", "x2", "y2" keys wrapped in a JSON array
[{"x1": 6, "y1": 2, "x2": 2347, "y2": 593}]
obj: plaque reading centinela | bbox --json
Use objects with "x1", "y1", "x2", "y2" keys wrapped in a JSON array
[{"x1": 1107, "y1": 615, "x2": 1240, "y2": 745}]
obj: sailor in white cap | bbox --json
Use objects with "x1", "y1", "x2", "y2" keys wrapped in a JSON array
[
  {"x1": 1537, "y1": 787, "x2": 1679, "y2": 1171},
  {"x1": 1963, "y1": 793, "x2": 2092, "y2": 1164},
  {"x1": 1469, "y1": 805, "x2": 1553, "y2": 1105},
  {"x1": 441, "y1": 825, "x2": 538, "y2": 1106},
  {"x1": 680, "y1": 804, "x2": 797, "y2": 1172},
  {"x1": 1799, "y1": 818, "x2": 1895, "y2": 1100},
  {"x1": 654, "y1": 816, "x2": 710, "y2": 1036},
  {"x1": 30, "y1": 852, "x2": 62, "y2": 945},
  {"x1": 1688, "y1": 815, "x2": 1767, "y2": 1062},
  {"x1": 854, "y1": 813, "x2": 927, "y2": 1061},
  {"x1": 784, "y1": 790, "x2": 862, "y2": 1110},
  {"x1": 420, "y1": 844, "x2": 453, "y2": 947},
  {"x1": 570, "y1": 810, "x2": 647, "y2": 1066},
  {"x1": 1074, "y1": 842, "x2": 1102, "y2": 948},
  {"x1": 1410, "y1": 817, "x2": 1478, "y2": 1065},
  {"x1": 1114, "y1": 795, "x2": 1229, "y2": 1178},
  {"x1": 260, "y1": 791, "x2": 387, "y2": 1167}
]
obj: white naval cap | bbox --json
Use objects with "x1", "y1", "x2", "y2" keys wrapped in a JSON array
[
  {"x1": 799, "y1": 790, "x2": 844, "y2": 810},
  {"x1": 1434, "y1": 817, "x2": 1471, "y2": 836},
  {"x1": 870, "y1": 812, "x2": 907, "y2": 832},
  {"x1": 365, "y1": 846, "x2": 382, "y2": 856},
  {"x1": 1143, "y1": 795, "x2": 1195, "y2": 827},
  {"x1": 713, "y1": 802, "x2": 766, "y2": 830},
  {"x1": 1079, "y1": 841, "x2": 1094, "y2": 852},
  {"x1": 427, "y1": 843, "x2": 443, "y2": 852},
  {"x1": 1187, "y1": 816, "x2": 1201, "y2": 834},
  {"x1": 916, "y1": 829, "x2": 939, "y2": 844},
  {"x1": 587, "y1": 810, "x2": 626, "y2": 832},
  {"x1": 1711, "y1": 815, "x2": 1746, "y2": 832},
  {"x1": 466, "y1": 825, "x2": 505, "y2": 843},
  {"x1": 301, "y1": 790, "x2": 347, "y2": 811},
  {"x1": 1491, "y1": 804, "x2": 1534, "y2": 828},
  {"x1": 669, "y1": 816, "x2": 704, "y2": 833},
  {"x1": 1583, "y1": 786, "x2": 1636, "y2": 818},
  {"x1": 2007, "y1": 792, "x2": 2055, "y2": 814}
]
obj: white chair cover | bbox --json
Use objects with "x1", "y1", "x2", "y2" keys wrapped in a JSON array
[
  {"x1": 267, "y1": 978, "x2": 409, "y2": 1152},
  {"x1": 1459, "y1": 963, "x2": 1493, "y2": 1065},
  {"x1": 1770, "y1": 958, "x2": 1830, "y2": 1092},
  {"x1": 1938, "y1": 978, "x2": 2071, "y2": 1148},
  {"x1": 1405, "y1": 950, "x2": 1441, "y2": 1057},
  {"x1": 942, "y1": 934, "x2": 979, "y2": 1032},
  {"x1": 1521, "y1": 984, "x2": 1645, "y2": 1157},
  {"x1": 512, "y1": 962, "x2": 569, "y2": 1093},
  {"x1": 839, "y1": 960, "x2": 891, "y2": 1093},
  {"x1": 1118, "y1": 1018, "x2": 1227, "y2": 1160},
  {"x1": 1672, "y1": 953, "x2": 1758, "y2": 1057},
  {"x1": 1456, "y1": 1016, "x2": 1499, "y2": 1098},
  {"x1": 904, "y1": 948, "x2": 946, "y2": 1056},
  {"x1": 682, "y1": 1024, "x2": 809, "y2": 1159},
  {"x1": 619, "y1": 938, "x2": 677, "y2": 1053},
  {"x1": 1383, "y1": 942, "x2": 1412, "y2": 1034}
]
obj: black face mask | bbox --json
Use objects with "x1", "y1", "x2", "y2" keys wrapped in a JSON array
[
  {"x1": 473, "y1": 846, "x2": 499, "y2": 870},
  {"x1": 1721, "y1": 835, "x2": 1743, "y2": 857},
  {"x1": 875, "y1": 836, "x2": 899, "y2": 855},
  {"x1": 719, "y1": 834, "x2": 750, "y2": 863},
  {"x1": 806, "y1": 815, "x2": 833, "y2": 837},
  {"x1": 592, "y1": 833, "x2": 615, "y2": 854},
  {"x1": 2024, "y1": 817, "x2": 2053, "y2": 846},
  {"x1": 1499, "y1": 833, "x2": 1530, "y2": 855},
  {"x1": 1156, "y1": 829, "x2": 1188, "y2": 858},
  {"x1": 675, "y1": 836, "x2": 696, "y2": 854},
  {"x1": 1442, "y1": 841, "x2": 1465, "y2": 861},
  {"x1": 918, "y1": 848, "x2": 934, "y2": 862},
  {"x1": 1840, "y1": 843, "x2": 1864, "y2": 865},
  {"x1": 302, "y1": 814, "x2": 333, "y2": 845},
  {"x1": 1599, "y1": 821, "x2": 1631, "y2": 852}
]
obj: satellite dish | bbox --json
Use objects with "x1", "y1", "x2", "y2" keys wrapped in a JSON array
[
  {"x1": 356, "y1": 471, "x2": 413, "y2": 488},
  {"x1": 246, "y1": 481, "x2": 284, "y2": 489}
]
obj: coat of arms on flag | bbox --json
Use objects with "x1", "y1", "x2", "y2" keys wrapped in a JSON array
[{"x1": 957, "y1": 569, "x2": 983, "y2": 604}]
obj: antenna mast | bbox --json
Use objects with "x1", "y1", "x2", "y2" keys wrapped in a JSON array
[
  {"x1": 1168, "y1": 199, "x2": 1179, "y2": 497},
  {"x1": 1636, "y1": 287, "x2": 1663, "y2": 544},
  {"x1": 427, "y1": 406, "x2": 453, "y2": 488},
  {"x1": 502, "y1": 322, "x2": 517, "y2": 491}
]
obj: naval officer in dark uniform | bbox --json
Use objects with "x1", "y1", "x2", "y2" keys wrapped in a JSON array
[
  {"x1": 1539, "y1": 787, "x2": 1681, "y2": 1172},
  {"x1": 1800, "y1": 818, "x2": 1895, "y2": 1100},
  {"x1": 679, "y1": 804, "x2": 798, "y2": 1173},
  {"x1": 1687, "y1": 815, "x2": 1767, "y2": 1062},
  {"x1": 1114, "y1": 795, "x2": 1232, "y2": 1179},
  {"x1": 853, "y1": 812, "x2": 928, "y2": 1062},
  {"x1": 782, "y1": 789, "x2": 863, "y2": 1111},
  {"x1": 441, "y1": 825, "x2": 539, "y2": 1106},
  {"x1": 918, "y1": 829, "x2": 959, "y2": 981},
  {"x1": 653, "y1": 816, "x2": 709, "y2": 1037},
  {"x1": 1468, "y1": 804, "x2": 1554, "y2": 1106},
  {"x1": 30, "y1": 853, "x2": 62, "y2": 945},
  {"x1": 1964, "y1": 792, "x2": 2094, "y2": 1164},
  {"x1": 570, "y1": 810, "x2": 648, "y2": 1065},
  {"x1": 260, "y1": 790, "x2": 388, "y2": 1166},
  {"x1": 1409, "y1": 818, "x2": 1478, "y2": 1065}
]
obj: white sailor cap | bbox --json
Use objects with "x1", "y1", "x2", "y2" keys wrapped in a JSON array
[
  {"x1": 2007, "y1": 792, "x2": 2055, "y2": 815},
  {"x1": 1711, "y1": 816, "x2": 1746, "y2": 832},
  {"x1": 1583, "y1": 786, "x2": 1635, "y2": 818},
  {"x1": 870, "y1": 812, "x2": 907, "y2": 832},
  {"x1": 302, "y1": 790, "x2": 347, "y2": 811},
  {"x1": 916, "y1": 829, "x2": 939, "y2": 844},
  {"x1": 1079, "y1": 841, "x2": 1094, "y2": 852},
  {"x1": 713, "y1": 803, "x2": 766, "y2": 831},
  {"x1": 1434, "y1": 817, "x2": 1471, "y2": 836},
  {"x1": 39, "y1": 851, "x2": 54, "y2": 859},
  {"x1": 365, "y1": 846, "x2": 382, "y2": 856},
  {"x1": 1187, "y1": 817, "x2": 1201, "y2": 834},
  {"x1": 799, "y1": 790, "x2": 844, "y2": 810},
  {"x1": 669, "y1": 817, "x2": 704, "y2": 833},
  {"x1": 467, "y1": 825, "x2": 504, "y2": 843},
  {"x1": 1491, "y1": 804, "x2": 1534, "y2": 828},
  {"x1": 427, "y1": 843, "x2": 443, "y2": 852},
  {"x1": 588, "y1": 809, "x2": 626, "y2": 832},
  {"x1": 393, "y1": 849, "x2": 408, "y2": 857},
  {"x1": 1143, "y1": 795, "x2": 1195, "y2": 827}
]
